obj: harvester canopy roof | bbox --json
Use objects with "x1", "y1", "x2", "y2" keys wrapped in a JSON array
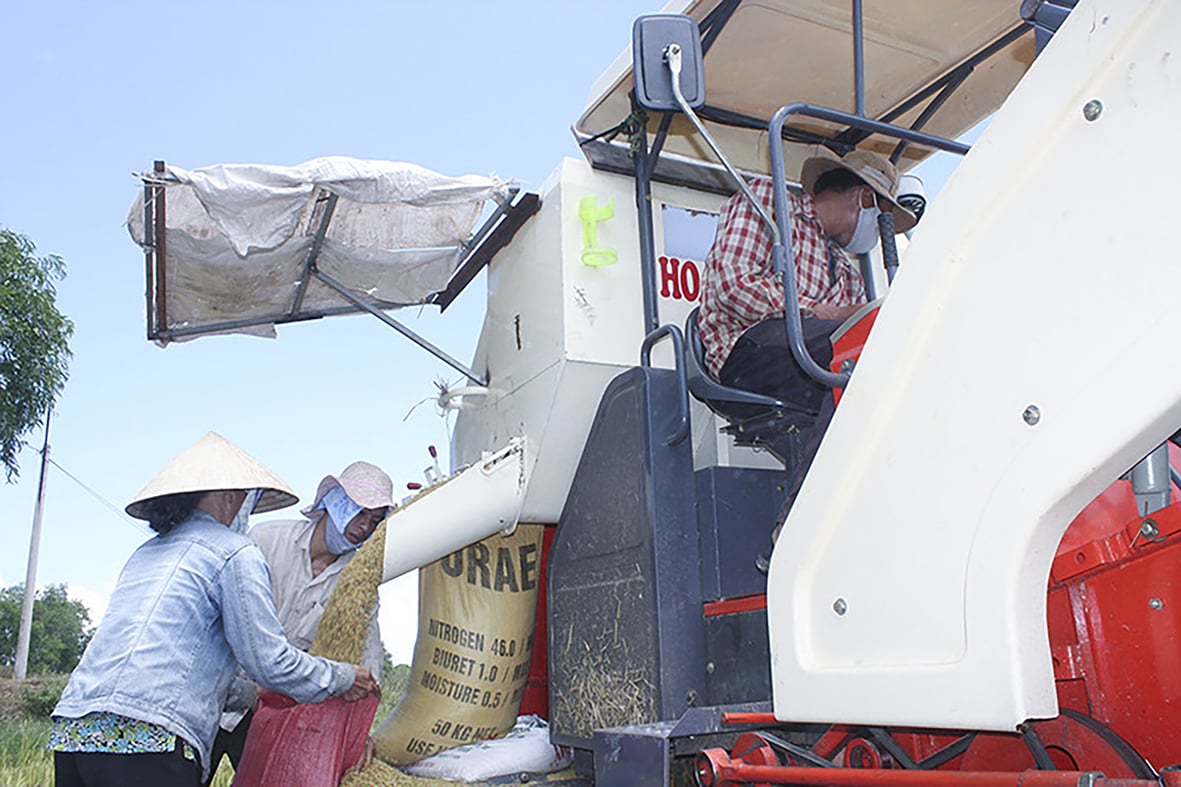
[
  {"x1": 128, "y1": 157, "x2": 513, "y2": 344},
  {"x1": 575, "y1": 0, "x2": 1035, "y2": 186}
]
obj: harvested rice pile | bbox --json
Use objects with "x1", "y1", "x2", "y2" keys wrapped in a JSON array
[
  {"x1": 310, "y1": 520, "x2": 389, "y2": 663},
  {"x1": 341, "y1": 761, "x2": 583, "y2": 787},
  {"x1": 341, "y1": 758, "x2": 429, "y2": 786}
]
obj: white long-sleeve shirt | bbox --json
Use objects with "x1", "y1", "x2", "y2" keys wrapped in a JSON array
[{"x1": 220, "y1": 516, "x2": 383, "y2": 729}]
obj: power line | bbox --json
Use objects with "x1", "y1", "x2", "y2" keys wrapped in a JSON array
[{"x1": 46, "y1": 457, "x2": 150, "y2": 536}]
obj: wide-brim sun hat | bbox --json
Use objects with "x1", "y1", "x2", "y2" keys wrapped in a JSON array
[
  {"x1": 302, "y1": 460, "x2": 396, "y2": 516},
  {"x1": 800, "y1": 148, "x2": 918, "y2": 233},
  {"x1": 126, "y1": 431, "x2": 299, "y2": 520}
]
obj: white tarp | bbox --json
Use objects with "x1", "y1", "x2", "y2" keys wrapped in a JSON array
[{"x1": 127, "y1": 157, "x2": 512, "y2": 342}]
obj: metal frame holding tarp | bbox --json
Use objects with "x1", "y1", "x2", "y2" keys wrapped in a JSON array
[{"x1": 128, "y1": 156, "x2": 539, "y2": 384}]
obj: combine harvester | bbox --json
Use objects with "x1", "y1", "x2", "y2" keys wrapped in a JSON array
[{"x1": 131, "y1": 0, "x2": 1181, "y2": 783}]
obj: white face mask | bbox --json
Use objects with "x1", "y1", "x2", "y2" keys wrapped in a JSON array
[
  {"x1": 320, "y1": 486, "x2": 365, "y2": 555},
  {"x1": 230, "y1": 489, "x2": 263, "y2": 535},
  {"x1": 842, "y1": 191, "x2": 882, "y2": 255}
]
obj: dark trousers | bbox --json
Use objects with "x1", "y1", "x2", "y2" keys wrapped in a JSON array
[
  {"x1": 54, "y1": 746, "x2": 200, "y2": 787},
  {"x1": 719, "y1": 316, "x2": 841, "y2": 519},
  {"x1": 200, "y1": 710, "x2": 253, "y2": 786}
]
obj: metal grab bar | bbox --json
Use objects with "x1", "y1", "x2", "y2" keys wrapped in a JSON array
[
  {"x1": 640, "y1": 324, "x2": 691, "y2": 446},
  {"x1": 768, "y1": 102, "x2": 971, "y2": 389}
]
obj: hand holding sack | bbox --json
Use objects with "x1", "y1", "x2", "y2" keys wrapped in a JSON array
[
  {"x1": 232, "y1": 690, "x2": 380, "y2": 787},
  {"x1": 235, "y1": 523, "x2": 388, "y2": 785}
]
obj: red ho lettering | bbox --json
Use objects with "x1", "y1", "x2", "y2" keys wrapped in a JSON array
[
  {"x1": 658, "y1": 256, "x2": 701, "y2": 302},
  {"x1": 660, "y1": 256, "x2": 681, "y2": 299}
]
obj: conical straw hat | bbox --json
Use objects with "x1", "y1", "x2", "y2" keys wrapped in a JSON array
[{"x1": 125, "y1": 432, "x2": 298, "y2": 520}]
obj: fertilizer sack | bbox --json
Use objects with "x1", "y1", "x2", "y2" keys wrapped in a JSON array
[{"x1": 373, "y1": 524, "x2": 545, "y2": 765}]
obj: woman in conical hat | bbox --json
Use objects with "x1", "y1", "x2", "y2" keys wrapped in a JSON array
[{"x1": 49, "y1": 432, "x2": 379, "y2": 786}]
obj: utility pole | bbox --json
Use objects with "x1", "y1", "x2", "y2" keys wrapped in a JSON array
[{"x1": 15, "y1": 411, "x2": 51, "y2": 680}]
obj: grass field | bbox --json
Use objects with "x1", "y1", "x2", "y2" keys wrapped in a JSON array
[{"x1": 0, "y1": 716, "x2": 53, "y2": 787}]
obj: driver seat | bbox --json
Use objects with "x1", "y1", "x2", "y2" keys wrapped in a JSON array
[{"x1": 684, "y1": 307, "x2": 818, "y2": 469}]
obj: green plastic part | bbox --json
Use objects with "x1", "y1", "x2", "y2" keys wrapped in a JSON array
[{"x1": 578, "y1": 195, "x2": 618, "y2": 267}]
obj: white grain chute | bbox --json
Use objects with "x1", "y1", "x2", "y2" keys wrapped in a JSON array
[{"x1": 381, "y1": 438, "x2": 527, "y2": 582}]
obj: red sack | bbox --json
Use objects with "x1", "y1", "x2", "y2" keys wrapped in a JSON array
[{"x1": 232, "y1": 689, "x2": 380, "y2": 787}]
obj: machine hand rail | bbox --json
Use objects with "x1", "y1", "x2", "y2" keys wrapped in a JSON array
[
  {"x1": 768, "y1": 102, "x2": 970, "y2": 388},
  {"x1": 640, "y1": 323, "x2": 691, "y2": 446}
]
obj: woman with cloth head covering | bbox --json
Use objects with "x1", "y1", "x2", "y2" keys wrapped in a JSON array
[
  {"x1": 206, "y1": 460, "x2": 396, "y2": 781},
  {"x1": 49, "y1": 432, "x2": 379, "y2": 787},
  {"x1": 303, "y1": 460, "x2": 397, "y2": 557}
]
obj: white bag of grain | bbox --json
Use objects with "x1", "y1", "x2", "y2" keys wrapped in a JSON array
[
  {"x1": 402, "y1": 715, "x2": 572, "y2": 781},
  {"x1": 373, "y1": 524, "x2": 545, "y2": 765}
]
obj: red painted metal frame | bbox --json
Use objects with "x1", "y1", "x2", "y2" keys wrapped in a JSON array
[
  {"x1": 704, "y1": 593, "x2": 767, "y2": 617},
  {"x1": 829, "y1": 306, "x2": 880, "y2": 406},
  {"x1": 519, "y1": 525, "x2": 556, "y2": 718},
  {"x1": 696, "y1": 746, "x2": 1162, "y2": 787},
  {"x1": 1047, "y1": 483, "x2": 1181, "y2": 770},
  {"x1": 802, "y1": 311, "x2": 1181, "y2": 776},
  {"x1": 704, "y1": 308, "x2": 1181, "y2": 780},
  {"x1": 721, "y1": 712, "x2": 777, "y2": 725}
]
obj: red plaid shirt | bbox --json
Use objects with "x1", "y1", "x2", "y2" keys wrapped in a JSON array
[{"x1": 699, "y1": 177, "x2": 865, "y2": 377}]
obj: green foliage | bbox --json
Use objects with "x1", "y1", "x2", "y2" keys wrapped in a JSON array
[
  {"x1": 0, "y1": 228, "x2": 73, "y2": 481},
  {"x1": 372, "y1": 651, "x2": 411, "y2": 733},
  {"x1": 0, "y1": 586, "x2": 92, "y2": 675},
  {"x1": 17, "y1": 676, "x2": 66, "y2": 718},
  {"x1": 385, "y1": 663, "x2": 410, "y2": 704}
]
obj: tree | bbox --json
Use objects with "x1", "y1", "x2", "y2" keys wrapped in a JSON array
[
  {"x1": 371, "y1": 650, "x2": 412, "y2": 727},
  {"x1": 0, "y1": 228, "x2": 74, "y2": 480},
  {"x1": 0, "y1": 584, "x2": 93, "y2": 674}
]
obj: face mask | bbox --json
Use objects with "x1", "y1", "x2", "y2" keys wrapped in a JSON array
[
  {"x1": 842, "y1": 192, "x2": 882, "y2": 255},
  {"x1": 230, "y1": 489, "x2": 263, "y2": 535},
  {"x1": 320, "y1": 486, "x2": 365, "y2": 555}
]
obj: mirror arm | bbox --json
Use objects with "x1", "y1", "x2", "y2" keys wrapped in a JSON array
[{"x1": 665, "y1": 44, "x2": 781, "y2": 248}]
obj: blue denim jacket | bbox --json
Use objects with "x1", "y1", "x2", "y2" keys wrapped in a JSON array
[{"x1": 53, "y1": 510, "x2": 355, "y2": 778}]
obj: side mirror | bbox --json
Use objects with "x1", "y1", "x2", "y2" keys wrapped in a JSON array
[{"x1": 632, "y1": 14, "x2": 705, "y2": 111}]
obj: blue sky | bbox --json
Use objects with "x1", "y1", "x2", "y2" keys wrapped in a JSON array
[
  {"x1": 1, "y1": 0, "x2": 972, "y2": 667},
  {"x1": 1, "y1": 0, "x2": 663, "y2": 666}
]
